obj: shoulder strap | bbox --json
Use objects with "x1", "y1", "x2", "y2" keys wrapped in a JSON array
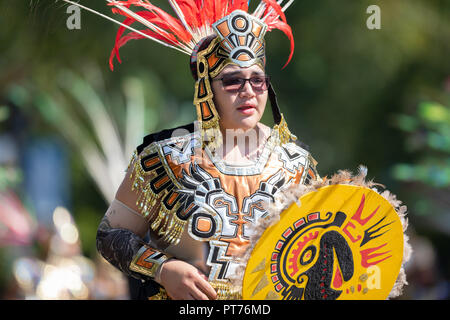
[{"x1": 136, "y1": 123, "x2": 195, "y2": 155}]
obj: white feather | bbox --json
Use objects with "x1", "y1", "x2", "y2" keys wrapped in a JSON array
[{"x1": 60, "y1": 0, "x2": 192, "y2": 55}]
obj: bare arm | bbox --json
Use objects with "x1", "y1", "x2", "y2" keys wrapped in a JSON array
[{"x1": 96, "y1": 162, "x2": 169, "y2": 281}]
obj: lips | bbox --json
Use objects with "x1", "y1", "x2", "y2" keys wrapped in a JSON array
[{"x1": 237, "y1": 104, "x2": 256, "y2": 115}]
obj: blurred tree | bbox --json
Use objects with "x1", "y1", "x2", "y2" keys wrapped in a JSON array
[
  {"x1": 390, "y1": 85, "x2": 450, "y2": 289},
  {"x1": 5, "y1": 66, "x2": 194, "y2": 255},
  {"x1": 392, "y1": 100, "x2": 450, "y2": 189},
  {"x1": 391, "y1": 94, "x2": 450, "y2": 230}
]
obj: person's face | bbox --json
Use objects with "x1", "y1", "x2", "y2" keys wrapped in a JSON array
[{"x1": 211, "y1": 64, "x2": 268, "y2": 132}]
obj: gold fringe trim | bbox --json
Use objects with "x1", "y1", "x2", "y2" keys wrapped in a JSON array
[
  {"x1": 128, "y1": 151, "x2": 187, "y2": 245},
  {"x1": 150, "y1": 205, "x2": 186, "y2": 244},
  {"x1": 200, "y1": 118, "x2": 223, "y2": 152},
  {"x1": 137, "y1": 188, "x2": 161, "y2": 219},
  {"x1": 150, "y1": 206, "x2": 168, "y2": 231},
  {"x1": 148, "y1": 288, "x2": 169, "y2": 300},
  {"x1": 129, "y1": 152, "x2": 146, "y2": 194},
  {"x1": 147, "y1": 282, "x2": 241, "y2": 300},
  {"x1": 161, "y1": 214, "x2": 187, "y2": 245},
  {"x1": 210, "y1": 281, "x2": 242, "y2": 300},
  {"x1": 273, "y1": 114, "x2": 297, "y2": 146}
]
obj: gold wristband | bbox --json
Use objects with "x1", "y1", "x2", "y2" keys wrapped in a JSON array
[{"x1": 129, "y1": 245, "x2": 169, "y2": 279}]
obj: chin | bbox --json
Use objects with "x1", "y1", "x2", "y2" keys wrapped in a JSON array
[
  {"x1": 220, "y1": 116, "x2": 260, "y2": 133},
  {"x1": 235, "y1": 121, "x2": 258, "y2": 132},
  {"x1": 238, "y1": 116, "x2": 261, "y2": 130}
]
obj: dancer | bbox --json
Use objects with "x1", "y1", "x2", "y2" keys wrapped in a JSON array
[{"x1": 64, "y1": 0, "x2": 319, "y2": 300}]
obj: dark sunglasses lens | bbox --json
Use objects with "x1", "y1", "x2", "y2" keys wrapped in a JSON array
[
  {"x1": 249, "y1": 77, "x2": 267, "y2": 90},
  {"x1": 220, "y1": 76, "x2": 269, "y2": 92},
  {"x1": 222, "y1": 77, "x2": 243, "y2": 90}
]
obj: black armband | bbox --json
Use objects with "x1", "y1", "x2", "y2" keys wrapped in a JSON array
[{"x1": 96, "y1": 217, "x2": 169, "y2": 282}]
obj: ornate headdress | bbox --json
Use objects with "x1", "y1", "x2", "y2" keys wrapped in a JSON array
[{"x1": 62, "y1": 0, "x2": 297, "y2": 147}]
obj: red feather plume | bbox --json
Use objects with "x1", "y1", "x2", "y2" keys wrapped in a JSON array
[
  {"x1": 106, "y1": 0, "x2": 295, "y2": 70},
  {"x1": 261, "y1": 0, "x2": 294, "y2": 68}
]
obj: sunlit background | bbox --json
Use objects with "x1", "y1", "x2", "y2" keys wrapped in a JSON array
[{"x1": 0, "y1": 0, "x2": 449, "y2": 300}]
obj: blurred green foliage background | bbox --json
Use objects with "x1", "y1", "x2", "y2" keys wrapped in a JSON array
[{"x1": 0, "y1": 0, "x2": 449, "y2": 299}]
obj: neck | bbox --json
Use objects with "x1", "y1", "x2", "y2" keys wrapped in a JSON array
[{"x1": 219, "y1": 123, "x2": 270, "y2": 162}]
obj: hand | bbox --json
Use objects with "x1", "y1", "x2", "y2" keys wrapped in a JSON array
[{"x1": 158, "y1": 259, "x2": 217, "y2": 300}]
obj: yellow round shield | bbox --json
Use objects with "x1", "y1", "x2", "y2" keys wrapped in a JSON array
[{"x1": 242, "y1": 184, "x2": 405, "y2": 300}]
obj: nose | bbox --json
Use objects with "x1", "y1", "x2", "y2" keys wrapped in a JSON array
[{"x1": 239, "y1": 80, "x2": 255, "y2": 97}]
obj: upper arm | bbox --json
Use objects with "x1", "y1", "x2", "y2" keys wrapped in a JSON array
[{"x1": 102, "y1": 161, "x2": 150, "y2": 238}]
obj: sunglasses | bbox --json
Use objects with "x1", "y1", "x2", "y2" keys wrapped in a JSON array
[{"x1": 213, "y1": 75, "x2": 270, "y2": 93}]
